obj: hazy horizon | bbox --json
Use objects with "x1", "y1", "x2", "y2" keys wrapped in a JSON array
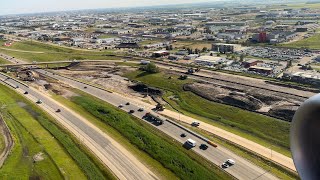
[{"x1": 1, "y1": 0, "x2": 223, "y2": 16}]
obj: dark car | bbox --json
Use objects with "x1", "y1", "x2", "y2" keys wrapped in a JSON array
[
  {"x1": 24, "y1": 91, "x2": 28, "y2": 94},
  {"x1": 200, "y1": 144, "x2": 209, "y2": 150},
  {"x1": 56, "y1": 109, "x2": 61, "y2": 112},
  {"x1": 126, "y1": 102, "x2": 130, "y2": 105},
  {"x1": 84, "y1": 86, "x2": 87, "y2": 89},
  {"x1": 181, "y1": 133, "x2": 187, "y2": 138},
  {"x1": 129, "y1": 110, "x2": 135, "y2": 114}
]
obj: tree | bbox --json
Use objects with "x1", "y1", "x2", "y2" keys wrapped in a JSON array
[
  {"x1": 195, "y1": 48, "x2": 199, "y2": 54},
  {"x1": 240, "y1": 54, "x2": 245, "y2": 62},
  {"x1": 142, "y1": 63, "x2": 160, "y2": 73},
  {"x1": 202, "y1": 47, "x2": 208, "y2": 52}
]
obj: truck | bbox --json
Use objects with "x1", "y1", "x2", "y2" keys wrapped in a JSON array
[
  {"x1": 144, "y1": 112, "x2": 164, "y2": 125},
  {"x1": 187, "y1": 68, "x2": 200, "y2": 74}
]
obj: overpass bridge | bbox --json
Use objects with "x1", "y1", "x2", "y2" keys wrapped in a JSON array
[{"x1": 0, "y1": 60, "x2": 124, "y2": 68}]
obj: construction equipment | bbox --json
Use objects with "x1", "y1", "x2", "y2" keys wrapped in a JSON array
[
  {"x1": 144, "y1": 112, "x2": 164, "y2": 125},
  {"x1": 155, "y1": 103, "x2": 165, "y2": 111}
]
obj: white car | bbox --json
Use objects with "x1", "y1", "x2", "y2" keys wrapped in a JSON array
[
  {"x1": 186, "y1": 138, "x2": 196, "y2": 147},
  {"x1": 222, "y1": 159, "x2": 235, "y2": 168}
]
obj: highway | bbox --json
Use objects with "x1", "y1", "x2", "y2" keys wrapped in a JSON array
[
  {"x1": 0, "y1": 73, "x2": 158, "y2": 180},
  {"x1": 35, "y1": 69, "x2": 278, "y2": 180},
  {"x1": 0, "y1": 52, "x2": 297, "y2": 172}
]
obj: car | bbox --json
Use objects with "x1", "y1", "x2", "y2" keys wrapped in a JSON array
[
  {"x1": 191, "y1": 121, "x2": 200, "y2": 127},
  {"x1": 200, "y1": 144, "x2": 209, "y2": 150},
  {"x1": 84, "y1": 86, "x2": 87, "y2": 89},
  {"x1": 15, "y1": 85, "x2": 19, "y2": 88},
  {"x1": 129, "y1": 110, "x2": 135, "y2": 114},
  {"x1": 56, "y1": 109, "x2": 61, "y2": 112},
  {"x1": 24, "y1": 91, "x2": 28, "y2": 94},
  {"x1": 186, "y1": 139, "x2": 196, "y2": 147},
  {"x1": 222, "y1": 159, "x2": 235, "y2": 168},
  {"x1": 138, "y1": 107, "x2": 144, "y2": 112},
  {"x1": 126, "y1": 102, "x2": 130, "y2": 105},
  {"x1": 36, "y1": 99, "x2": 42, "y2": 104},
  {"x1": 118, "y1": 104, "x2": 124, "y2": 108},
  {"x1": 180, "y1": 133, "x2": 187, "y2": 138}
]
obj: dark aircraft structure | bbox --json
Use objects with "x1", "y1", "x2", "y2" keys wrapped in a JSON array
[{"x1": 291, "y1": 94, "x2": 320, "y2": 180}]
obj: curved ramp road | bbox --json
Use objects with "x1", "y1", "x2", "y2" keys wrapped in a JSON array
[
  {"x1": 36, "y1": 69, "x2": 278, "y2": 180},
  {"x1": 0, "y1": 73, "x2": 157, "y2": 180}
]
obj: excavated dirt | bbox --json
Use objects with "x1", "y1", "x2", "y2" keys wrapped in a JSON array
[{"x1": 184, "y1": 82, "x2": 302, "y2": 121}]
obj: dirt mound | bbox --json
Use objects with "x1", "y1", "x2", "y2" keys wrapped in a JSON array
[
  {"x1": 44, "y1": 83, "x2": 64, "y2": 95},
  {"x1": 184, "y1": 83, "x2": 263, "y2": 110},
  {"x1": 184, "y1": 82, "x2": 301, "y2": 121},
  {"x1": 129, "y1": 84, "x2": 163, "y2": 96},
  {"x1": 269, "y1": 105, "x2": 299, "y2": 122}
]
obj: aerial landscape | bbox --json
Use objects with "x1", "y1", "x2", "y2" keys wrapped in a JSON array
[{"x1": 1, "y1": 0, "x2": 320, "y2": 179}]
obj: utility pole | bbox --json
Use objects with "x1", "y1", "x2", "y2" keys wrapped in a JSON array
[{"x1": 144, "y1": 87, "x2": 149, "y2": 97}]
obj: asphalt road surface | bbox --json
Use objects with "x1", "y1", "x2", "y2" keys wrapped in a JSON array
[
  {"x1": 0, "y1": 73, "x2": 157, "y2": 180},
  {"x1": 36, "y1": 69, "x2": 278, "y2": 180}
]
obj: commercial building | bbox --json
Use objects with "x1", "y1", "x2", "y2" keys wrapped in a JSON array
[
  {"x1": 284, "y1": 72, "x2": 320, "y2": 85},
  {"x1": 194, "y1": 56, "x2": 224, "y2": 66},
  {"x1": 242, "y1": 60, "x2": 263, "y2": 68},
  {"x1": 248, "y1": 66, "x2": 273, "y2": 74},
  {"x1": 152, "y1": 50, "x2": 170, "y2": 57},
  {"x1": 115, "y1": 42, "x2": 140, "y2": 49}
]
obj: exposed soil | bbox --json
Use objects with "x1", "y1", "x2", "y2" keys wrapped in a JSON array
[{"x1": 183, "y1": 82, "x2": 301, "y2": 121}]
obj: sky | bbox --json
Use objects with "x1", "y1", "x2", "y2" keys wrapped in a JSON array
[{"x1": 1, "y1": 0, "x2": 218, "y2": 15}]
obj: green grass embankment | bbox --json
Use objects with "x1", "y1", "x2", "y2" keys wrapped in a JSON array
[{"x1": 0, "y1": 84, "x2": 114, "y2": 179}]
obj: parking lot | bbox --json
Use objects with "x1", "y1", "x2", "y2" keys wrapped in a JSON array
[{"x1": 238, "y1": 47, "x2": 313, "y2": 61}]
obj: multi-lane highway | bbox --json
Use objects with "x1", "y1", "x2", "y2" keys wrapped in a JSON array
[
  {"x1": 35, "y1": 69, "x2": 278, "y2": 180},
  {"x1": 0, "y1": 73, "x2": 158, "y2": 180},
  {"x1": 0, "y1": 52, "x2": 297, "y2": 172}
]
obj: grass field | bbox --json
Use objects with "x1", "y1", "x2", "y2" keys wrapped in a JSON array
[
  {"x1": 98, "y1": 34, "x2": 118, "y2": 39},
  {"x1": 69, "y1": 91, "x2": 230, "y2": 180},
  {"x1": 0, "y1": 84, "x2": 114, "y2": 179},
  {"x1": 0, "y1": 40, "x2": 120, "y2": 62},
  {"x1": 124, "y1": 71, "x2": 291, "y2": 157},
  {"x1": 0, "y1": 127, "x2": 5, "y2": 157},
  {"x1": 287, "y1": 2, "x2": 320, "y2": 9},
  {"x1": 282, "y1": 33, "x2": 320, "y2": 50},
  {"x1": 172, "y1": 40, "x2": 212, "y2": 50},
  {"x1": 0, "y1": 57, "x2": 10, "y2": 64}
]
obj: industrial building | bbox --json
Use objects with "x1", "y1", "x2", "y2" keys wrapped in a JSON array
[{"x1": 194, "y1": 56, "x2": 224, "y2": 66}]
